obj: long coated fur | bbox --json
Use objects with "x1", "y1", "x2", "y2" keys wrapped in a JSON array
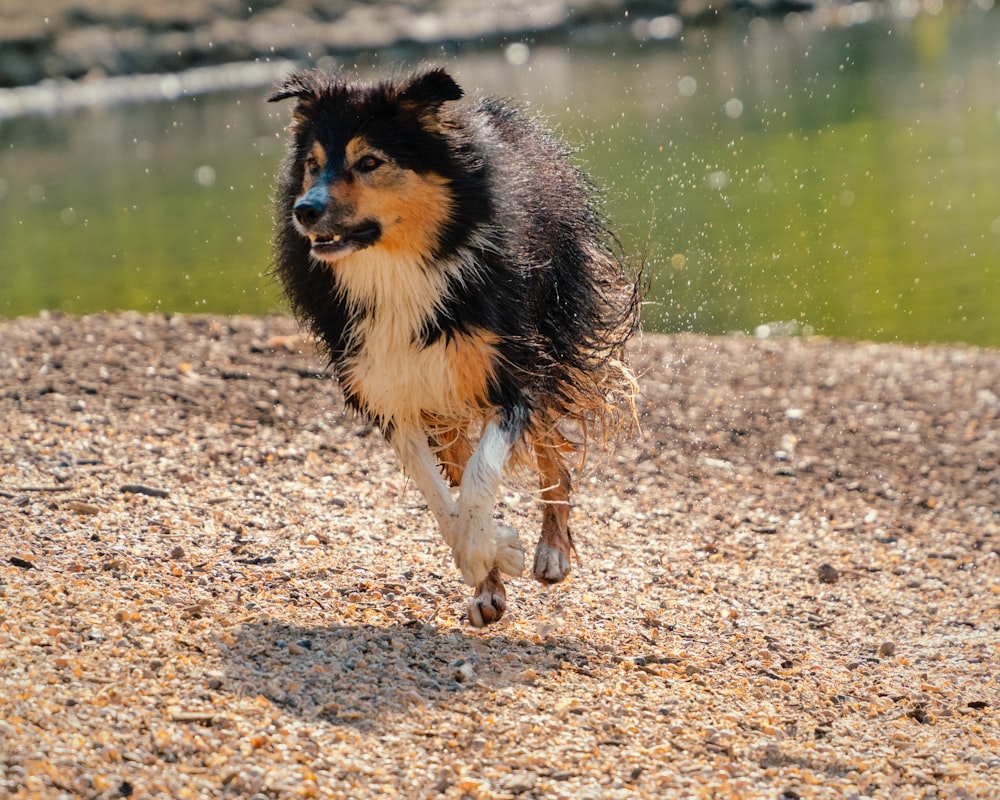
[{"x1": 269, "y1": 67, "x2": 641, "y2": 626}]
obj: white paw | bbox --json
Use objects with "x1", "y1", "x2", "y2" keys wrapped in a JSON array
[
  {"x1": 494, "y1": 525, "x2": 525, "y2": 577},
  {"x1": 451, "y1": 528, "x2": 496, "y2": 587}
]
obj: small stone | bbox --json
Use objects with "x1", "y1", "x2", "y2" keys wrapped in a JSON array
[
  {"x1": 497, "y1": 772, "x2": 537, "y2": 795},
  {"x1": 121, "y1": 483, "x2": 170, "y2": 498},
  {"x1": 66, "y1": 500, "x2": 100, "y2": 515},
  {"x1": 170, "y1": 545, "x2": 185, "y2": 559},
  {"x1": 817, "y1": 563, "x2": 840, "y2": 584},
  {"x1": 877, "y1": 640, "x2": 897, "y2": 658}
]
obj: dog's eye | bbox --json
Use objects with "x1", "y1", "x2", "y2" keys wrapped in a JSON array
[
  {"x1": 356, "y1": 154, "x2": 384, "y2": 173},
  {"x1": 303, "y1": 156, "x2": 321, "y2": 175}
]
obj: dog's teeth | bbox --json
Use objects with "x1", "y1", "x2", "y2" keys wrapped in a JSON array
[{"x1": 332, "y1": 234, "x2": 342, "y2": 242}]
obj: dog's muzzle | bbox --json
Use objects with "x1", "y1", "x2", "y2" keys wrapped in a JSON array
[{"x1": 292, "y1": 185, "x2": 381, "y2": 261}]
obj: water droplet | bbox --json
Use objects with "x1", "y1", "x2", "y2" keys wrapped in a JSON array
[
  {"x1": 505, "y1": 43, "x2": 530, "y2": 66},
  {"x1": 706, "y1": 170, "x2": 730, "y2": 190},
  {"x1": 195, "y1": 165, "x2": 216, "y2": 187},
  {"x1": 648, "y1": 15, "x2": 682, "y2": 40}
]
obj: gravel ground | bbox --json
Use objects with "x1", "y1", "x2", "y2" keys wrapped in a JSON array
[{"x1": 1, "y1": 312, "x2": 998, "y2": 799}]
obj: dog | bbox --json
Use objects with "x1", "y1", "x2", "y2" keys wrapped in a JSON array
[{"x1": 269, "y1": 67, "x2": 641, "y2": 626}]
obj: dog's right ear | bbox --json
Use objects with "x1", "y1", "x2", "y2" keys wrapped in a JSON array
[
  {"x1": 268, "y1": 71, "x2": 325, "y2": 130},
  {"x1": 268, "y1": 70, "x2": 324, "y2": 104}
]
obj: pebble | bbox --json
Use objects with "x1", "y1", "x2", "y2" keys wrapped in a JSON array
[
  {"x1": 497, "y1": 772, "x2": 537, "y2": 794},
  {"x1": 818, "y1": 563, "x2": 841, "y2": 584},
  {"x1": 66, "y1": 500, "x2": 101, "y2": 515},
  {"x1": 121, "y1": 483, "x2": 170, "y2": 498}
]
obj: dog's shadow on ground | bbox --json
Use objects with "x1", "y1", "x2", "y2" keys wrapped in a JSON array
[{"x1": 223, "y1": 618, "x2": 592, "y2": 728}]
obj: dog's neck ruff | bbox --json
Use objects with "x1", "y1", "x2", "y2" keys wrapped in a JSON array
[{"x1": 333, "y1": 244, "x2": 494, "y2": 428}]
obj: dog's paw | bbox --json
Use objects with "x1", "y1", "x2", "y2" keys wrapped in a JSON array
[
  {"x1": 494, "y1": 525, "x2": 525, "y2": 577},
  {"x1": 468, "y1": 572, "x2": 507, "y2": 627},
  {"x1": 533, "y1": 540, "x2": 572, "y2": 584}
]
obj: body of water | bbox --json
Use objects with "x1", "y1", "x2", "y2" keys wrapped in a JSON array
[{"x1": 1, "y1": 9, "x2": 998, "y2": 346}]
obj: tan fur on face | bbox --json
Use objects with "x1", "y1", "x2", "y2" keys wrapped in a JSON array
[{"x1": 300, "y1": 136, "x2": 453, "y2": 262}]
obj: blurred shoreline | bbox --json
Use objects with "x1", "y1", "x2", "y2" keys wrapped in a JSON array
[{"x1": 0, "y1": 0, "x2": 914, "y2": 92}]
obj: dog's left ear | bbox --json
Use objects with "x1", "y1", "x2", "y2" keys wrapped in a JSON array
[{"x1": 399, "y1": 68, "x2": 463, "y2": 113}]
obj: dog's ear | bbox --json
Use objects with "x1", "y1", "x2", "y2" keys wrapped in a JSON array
[
  {"x1": 268, "y1": 70, "x2": 328, "y2": 104},
  {"x1": 268, "y1": 71, "x2": 325, "y2": 131},
  {"x1": 398, "y1": 68, "x2": 463, "y2": 112}
]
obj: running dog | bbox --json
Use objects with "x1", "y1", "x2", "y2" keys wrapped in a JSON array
[{"x1": 269, "y1": 68, "x2": 641, "y2": 626}]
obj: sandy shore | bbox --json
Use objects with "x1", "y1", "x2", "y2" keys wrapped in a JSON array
[{"x1": 1, "y1": 312, "x2": 998, "y2": 798}]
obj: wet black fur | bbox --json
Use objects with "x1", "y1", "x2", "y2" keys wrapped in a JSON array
[{"x1": 269, "y1": 68, "x2": 641, "y2": 439}]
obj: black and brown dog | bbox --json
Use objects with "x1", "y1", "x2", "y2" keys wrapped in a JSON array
[{"x1": 269, "y1": 68, "x2": 641, "y2": 626}]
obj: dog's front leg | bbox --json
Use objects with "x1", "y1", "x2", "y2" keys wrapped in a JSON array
[
  {"x1": 389, "y1": 427, "x2": 458, "y2": 540},
  {"x1": 453, "y1": 416, "x2": 526, "y2": 587}
]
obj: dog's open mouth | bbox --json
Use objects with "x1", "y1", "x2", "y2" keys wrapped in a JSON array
[{"x1": 308, "y1": 223, "x2": 381, "y2": 261}]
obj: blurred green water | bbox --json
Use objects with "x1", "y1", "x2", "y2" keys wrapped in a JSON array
[{"x1": 1, "y1": 10, "x2": 998, "y2": 345}]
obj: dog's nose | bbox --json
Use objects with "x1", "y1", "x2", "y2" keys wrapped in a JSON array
[{"x1": 293, "y1": 196, "x2": 325, "y2": 227}]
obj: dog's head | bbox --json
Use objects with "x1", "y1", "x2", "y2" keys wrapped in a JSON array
[{"x1": 269, "y1": 68, "x2": 466, "y2": 265}]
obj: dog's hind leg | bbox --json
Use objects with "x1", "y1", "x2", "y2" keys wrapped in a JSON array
[
  {"x1": 429, "y1": 425, "x2": 474, "y2": 488},
  {"x1": 532, "y1": 428, "x2": 575, "y2": 584}
]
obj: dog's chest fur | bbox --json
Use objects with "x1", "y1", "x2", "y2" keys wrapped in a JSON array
[{"x1": 334, "y1": 247, "x2": 496, "y2": 426}]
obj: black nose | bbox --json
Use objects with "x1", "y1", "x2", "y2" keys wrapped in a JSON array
[{"x1": 293, "y1": 197, "x2": 325, "y2": 227}]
